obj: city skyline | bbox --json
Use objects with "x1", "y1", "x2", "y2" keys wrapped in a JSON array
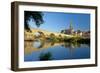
[{"x1": 27, "y1": 11, "x2": 90, "y2": 33}]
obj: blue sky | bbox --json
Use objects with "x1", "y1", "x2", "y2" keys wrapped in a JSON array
[{"x1": 27, "y1": 11, "x2": 90, "y2": 33}]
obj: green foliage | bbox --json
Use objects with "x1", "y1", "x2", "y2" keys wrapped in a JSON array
[
  {"x1": 63, "y1": 36, "x2": 90, "y2": 44},
  {"x1": 61, "y1": 30, "x2": 66, "y2": 33},
  {"x1": 24, "y1": 11, "x2": 44, "y2": 31},
  {"x1": 77, "y1": 38, "x2": 90, "y2": 44}
]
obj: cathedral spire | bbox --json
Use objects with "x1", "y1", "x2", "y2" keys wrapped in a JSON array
[{"x1": 69, "y1": 21, "x2": 73, "y2": 30}]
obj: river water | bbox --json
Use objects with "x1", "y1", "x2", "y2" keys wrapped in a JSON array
[{"x1": 24, "y1": 40, "x2": 90, "y2": 61}]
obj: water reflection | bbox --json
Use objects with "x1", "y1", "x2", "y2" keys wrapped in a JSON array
[
  {"x1": 33, "y1": 39, "x2": 44, "y2": 49},
  {"x1": 24, "y1": 40, "x2": 90, "y2": 61},
  {"x1": 39, "y1": 52, "x2": 52, "y2": 61}
]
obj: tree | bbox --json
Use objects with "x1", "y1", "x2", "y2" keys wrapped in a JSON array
[
  {"x1": 24, "y1": 11, "x2": 44, "y2": 32},
  {"x1": 77, "y1": 30, "x2": 81, "y2": 33},
  {"x1": 61, "y1": 30, "x2": 65, "y2": 33}
]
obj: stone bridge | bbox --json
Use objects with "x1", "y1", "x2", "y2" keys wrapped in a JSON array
[{"x1": 24, "y1": 29, "x2": 73, "y2": 40}]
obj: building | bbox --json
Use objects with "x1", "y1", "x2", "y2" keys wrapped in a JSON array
[
  {"x1": 61, "y1": 21, "x2": 74, "y2": 35},
  {"x1": 82, "y1": 31, "x2": 90, "y2": 38},
  {"x1": 61, "y1": 21, "x2": 90, "y2": 38}
]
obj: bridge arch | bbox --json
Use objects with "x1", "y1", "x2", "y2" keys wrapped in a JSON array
[
  {"x1": 38, "y1": 31, "x2": 45, "y2": 38},
  {"x1": 50, "y1": 33, "x2": 56, "y2": 38},
  {"x1": 58, "y1": 34, "x2": 62, "y2": 38},
  {"x1": 34, "y1": 31, "x2": 46, "y2": 39}
]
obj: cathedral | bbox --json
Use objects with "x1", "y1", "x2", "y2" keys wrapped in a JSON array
[
  {"x1": 61, "y1": 21, "x2": 90, "y2": 38},
  {"x1": 61, "y1": 21, "x2": 74, "y2": 35},
  {"x1": 65, "y1": 21, "x2": 74, "y2": 35}
]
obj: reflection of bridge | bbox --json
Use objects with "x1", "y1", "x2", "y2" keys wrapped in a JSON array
[
  {"x1": 25, "y1": 29, "x2": 73, "y2": 40},
  {"x1": 24, "y1": 40, "x2": 81, "y2": 55},
  {"x1": 24, "y1": 41, "x2": 64, "y2": 55}
]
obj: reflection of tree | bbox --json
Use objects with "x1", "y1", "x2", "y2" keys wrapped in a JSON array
[
  {"x1": 24, "y1": 11, "x2": 44, "y2": 32},
  {"x1": 62, "y1": 42, "x2": 81, "y2": 49},
  {"x1": 62, "y1": 42, "x2": 76, "y2": 58},
  {"x1": 62, "y1": 42, "x2": 81, "y2": 58},
  {"x1": 50, "y1": 42, "x2": 55, "y2": 46},
  {"x1": 39, "y1": 52, "x2": 52, "y2": 61}
]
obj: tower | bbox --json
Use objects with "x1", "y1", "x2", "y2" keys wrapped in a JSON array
[
  {"x1": 69, "y1": 21, "x2": 73, "y2": 30},
  {"x1": 69, "y1": 21, "x2": 74, "y2": 34}
]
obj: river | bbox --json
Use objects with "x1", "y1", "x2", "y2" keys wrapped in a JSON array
[{"x1": 24, "y1": 40, "x2": 90, "y2": 61}]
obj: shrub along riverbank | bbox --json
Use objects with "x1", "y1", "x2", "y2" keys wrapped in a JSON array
[{"x1": 48, "y1": 36, "x2": 90, "y2": 44}]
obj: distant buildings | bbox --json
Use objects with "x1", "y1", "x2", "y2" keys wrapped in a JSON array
[
  {"x1": 82, "y1": 31, "x2": 90, "y2": 38},
  {"x1": 61, "y1": 21, "x2": 90, "y2": 38}
]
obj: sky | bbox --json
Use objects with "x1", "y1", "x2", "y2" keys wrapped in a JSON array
[{"x1": 27, "y1": 11, "x2": 90, "y2": 33}]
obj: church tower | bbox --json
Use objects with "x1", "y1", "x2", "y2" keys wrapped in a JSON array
[
  {"x1": 69, "y1": 21, "x2": 74, "y2": 34},
  {"x1": 69, "y1": 21, "x2": 73, "y2": 30}
]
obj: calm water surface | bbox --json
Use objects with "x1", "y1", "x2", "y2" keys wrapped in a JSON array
[{"x1": 24, "y1": 40, "x2": 90, "y2": 61}]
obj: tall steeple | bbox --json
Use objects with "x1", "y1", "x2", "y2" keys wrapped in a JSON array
[{"x1": 69, "y1": 21, "x2": 73, "y2": 30}]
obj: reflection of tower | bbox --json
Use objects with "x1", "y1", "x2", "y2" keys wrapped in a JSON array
[{"x1": 68, "y1": 45, "x2": 76, "y2": 59}]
